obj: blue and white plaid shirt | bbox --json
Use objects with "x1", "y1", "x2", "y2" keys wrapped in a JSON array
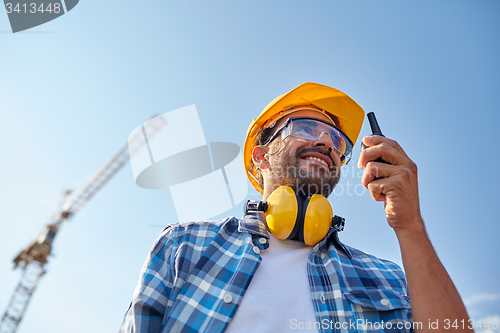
[{"x1": 120, "y1": 214, "x2": 413, "y2": 333}]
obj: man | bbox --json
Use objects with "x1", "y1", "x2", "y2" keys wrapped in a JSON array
[{"x1": 120, "y1": 83, "x2": 471, "y2": 332}]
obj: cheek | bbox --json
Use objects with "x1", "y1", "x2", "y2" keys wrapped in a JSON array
[
  {"x1": 333, "y1": 154, "x2": 342, "y2": 169},
  {"x1": 269, "y1": 148, "x2": 295, "y2": 168}
]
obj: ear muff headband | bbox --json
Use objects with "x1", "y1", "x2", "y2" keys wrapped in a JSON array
[{"x1": 265, "y1": 186, "x2": 333, "y2": 246}]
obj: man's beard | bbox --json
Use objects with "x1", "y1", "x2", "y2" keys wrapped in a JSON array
[{"x1": 268, "y1": 146, "x2": 340, "y2": 198}]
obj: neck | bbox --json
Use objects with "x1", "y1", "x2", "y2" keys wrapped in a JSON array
[{"x1": 262, "y1": 184, "x2": 313, "y2": 202}]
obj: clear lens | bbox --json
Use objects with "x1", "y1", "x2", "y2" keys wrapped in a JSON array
[{"x1": 282, "y1": 119, "x2": 353, "y2": 163}]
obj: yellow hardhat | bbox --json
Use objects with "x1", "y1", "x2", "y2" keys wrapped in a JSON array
[{"x1": 244, "y1": 82, "x2": 365, "y2": 194}]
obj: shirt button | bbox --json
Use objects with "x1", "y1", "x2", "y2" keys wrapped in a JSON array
[
  {"x1": 253, "y1": 246, "x2": 261, "y2": 254},
  {"x1": 258, "y1": 237, "x2": 267, "y2": 244},
  {"x1": 223, "y1": 294, "x2": 233, "y2": 304},
  {"x1": 380, "y1": 299, "x2": 390, "y2": 306}
]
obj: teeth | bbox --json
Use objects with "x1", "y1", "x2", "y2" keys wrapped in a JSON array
[{"x1": 304, "y1": 157, "x2": 328, "y2": 167}]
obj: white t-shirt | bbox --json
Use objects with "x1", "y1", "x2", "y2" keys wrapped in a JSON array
[{"x1": 225, "y1": 234, "x2": 319, "y2": 332}]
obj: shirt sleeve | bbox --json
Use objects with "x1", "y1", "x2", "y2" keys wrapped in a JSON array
[{"x1": 119, "y1": 227, "x2": 176, "y2": 333}]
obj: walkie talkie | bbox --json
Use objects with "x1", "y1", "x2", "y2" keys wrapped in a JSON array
[
  {"x1": 367, "y1": 112, "x2": 384, "y2": 137},
  {"x1": 361, "y1": 112, "x2": 387, "y2": 164}
]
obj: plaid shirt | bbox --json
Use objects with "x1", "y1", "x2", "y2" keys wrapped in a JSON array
[{"x1": 120, "y1": 214, "x2": 413, "y2": 333}]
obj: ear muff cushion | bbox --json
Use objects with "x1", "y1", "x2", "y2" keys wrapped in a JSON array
[
  {"x1": 303, "y1": 194, "x2": 333, "y2": 246},
  {"x1": 265, "y1": 186, "x2": 298, "y2": 240}
]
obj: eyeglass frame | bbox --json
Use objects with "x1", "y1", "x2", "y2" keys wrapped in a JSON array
[{"x1": 261, "y1": 117, "x2": 354, "y2": 163}]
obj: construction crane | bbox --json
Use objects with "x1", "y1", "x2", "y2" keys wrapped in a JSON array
[{"x1": 0, "y1": 115, "x2": 167, "y2": 333}]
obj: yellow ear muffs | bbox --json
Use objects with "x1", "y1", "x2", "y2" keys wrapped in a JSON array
[
  {"x1": 265, "y1": 186, "x2": 298, "y2": 240},
  {"x1": 303, "y1": 194, "x2": 333, "y2": 246},
  {"x1": 263, "y1": 186, "x2": 334, "y2": 246}
]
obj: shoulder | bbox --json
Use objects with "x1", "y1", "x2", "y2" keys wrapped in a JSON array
[
  {"x1": 162, "y1": 216, "x2": 239, "y2": 236},
  {"x1": 349, "y1": 245, "x2": 403, "y2": 270},
  {"x1": 152, "y1": 216, "x2": 241, "y2": 250},
  {"x1": 340, "y1": 243, "x2": 408, "y2": 287},
  {"x1": 147, "y1": 217, "x2": 245, "y2": 277}
]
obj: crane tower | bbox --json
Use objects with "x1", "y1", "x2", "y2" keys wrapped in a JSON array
[{"x1": 0, "y1": 115, "x2": 166, "y2": 333}]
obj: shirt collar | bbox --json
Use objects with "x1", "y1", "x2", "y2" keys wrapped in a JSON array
[
  {"x1": 238, "y1": 213, "x2": 270, "y2": 238},
  {"x1": 238, "y1": 214, "x2": 352, "y2": 258},
  {"x1": 326, "y1": 226, "x2": 353, "y2": 258}
]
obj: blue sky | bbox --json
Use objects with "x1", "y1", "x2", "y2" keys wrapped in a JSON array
[{"x1": 1, "y1": 1, "x2": 499, "y2": 332}]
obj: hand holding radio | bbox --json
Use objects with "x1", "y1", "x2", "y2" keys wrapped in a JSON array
[{"x1": 358, "y1": 113, "x2": 423, "y2": 233}]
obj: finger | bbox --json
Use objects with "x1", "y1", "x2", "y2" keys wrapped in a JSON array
[
  {"x1": 358, "y1": 134, "x2": 416, "y2": 170},
  {"x1": 360, "y1": 162, "x2": 397, "y2": 187},
  {"x1": 362, "y1": 135, "x2": 409, "y2": 158},
  {"x1": 358, "y1": 143, "x2": 405, "y2": 169},
  {"x1": 366, "y1": 179, "x2": 386, "y2": 202}
]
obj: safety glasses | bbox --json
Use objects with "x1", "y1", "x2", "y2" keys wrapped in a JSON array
[{"x1": 263, "y1": 117, "x2": 354, "y2": 163}]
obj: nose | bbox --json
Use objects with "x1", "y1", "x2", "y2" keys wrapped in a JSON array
[
  {"x1": 313, "y1": 132, "x2": 334, "y2": 151},
  {"x1": 313, "y1": 132, "x2": 341, "y2": 166}
]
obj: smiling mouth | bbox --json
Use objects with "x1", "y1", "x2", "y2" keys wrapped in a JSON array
[{"x1": 301, "y1": 155, "x2": 333, "y2": 170}]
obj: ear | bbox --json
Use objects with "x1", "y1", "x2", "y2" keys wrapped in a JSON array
[{"x1": 252, "y1": 145, "x2": 270, "y2": 170}]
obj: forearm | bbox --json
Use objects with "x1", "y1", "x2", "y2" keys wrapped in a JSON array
[
  {"x1": 395, "y1": 219, "x2": 473, "y2": 332},
  {"x1": 358, "y1": 136, "x2": 473, "y2": 330}
]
